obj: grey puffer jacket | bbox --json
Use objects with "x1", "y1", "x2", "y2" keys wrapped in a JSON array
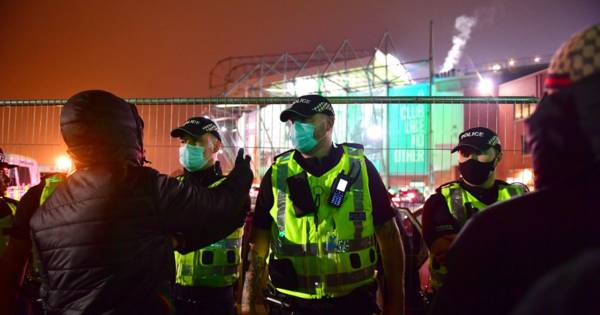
[{"x1": 30, "y1": 90, "x2": 253, "y2": 314}]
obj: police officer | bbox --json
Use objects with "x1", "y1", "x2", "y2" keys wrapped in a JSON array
[
  {"x1": 0, "y1": 148, "x2": 18, "y2": 257},
  {"x1": 421, "y1": 127, "x2": 526, "y2": 291},
  {"x1": 430, "y1": 24, "x2": 600, "y2": 315},
  {"x1": 244, "y1": 95, "x2": 405, "y2": 315},
  {"x1": 0, "y1": 172, "x2": 65, "y2": 315},
  {"x1": 170, "y1": 117, "x2": 245, "y2": 315}
]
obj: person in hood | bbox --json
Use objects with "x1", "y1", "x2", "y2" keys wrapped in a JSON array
[
  {"x1": 28, "y1": 90, "x2": 253, "y2": 315},
  {"x1": 421, "y1": 127, "x2": 527, "y2": 292},
  {"x1": 429, "y1": 23, "x2": 600, "y2": 315}
]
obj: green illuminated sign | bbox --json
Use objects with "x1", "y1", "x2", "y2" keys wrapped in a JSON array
[{"x1": 388, "y1": 84, "x2": 430, "y2": 175}]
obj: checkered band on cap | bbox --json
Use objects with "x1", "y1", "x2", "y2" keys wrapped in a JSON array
[{"x1": 546, "y1": 24, "x2": 600, "y2": 89}]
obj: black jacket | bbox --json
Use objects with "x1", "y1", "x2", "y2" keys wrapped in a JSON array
[
  {"x1": 429, "y1": 173, "x2": 600, "y2": 315},
  {"x1": 430, "y1": 74, "x2": 600, "y2": 315},
  {"x1": 29, "y1": 91, "x2": 253, "y2": 314}
]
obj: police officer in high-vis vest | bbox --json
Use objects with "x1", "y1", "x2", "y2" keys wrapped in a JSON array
[
  {"x1": 0, "y1": 172, "x2": 65, "y2": 315},
  {"x1": 421, "y1": 127, "x2": 527, "y2": 292},
  {"x1": 244, "y1": 95, "x2": 405, "y2": 315},
  {"x1": 0, "y1": 148, "x2": 18, "y2": 258},
  {"x1": 170, "y1": 117, "x2": 245, "y2": 315}
]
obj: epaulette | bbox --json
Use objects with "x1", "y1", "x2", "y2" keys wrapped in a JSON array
[
  {"x1": 273, "y1": 149, "x2": 294, "y2": 162},
  {"x1": 504, "y1": 181, "x2": 530, "y2": 193},
  {"x1": 340, "y1": 143, "x2": 364, "y2": 150},
  {"x1": 435, "y1": 180, "x2": 460, "y2": 193},
  {"x1": 495, "y1": 179, "x2": 509, "y2": 186}
]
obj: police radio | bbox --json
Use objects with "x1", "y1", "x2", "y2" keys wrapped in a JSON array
[{"x1": 328, "y1": 173, "x2": 352, "y2": 208}]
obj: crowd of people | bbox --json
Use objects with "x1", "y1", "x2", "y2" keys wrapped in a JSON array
[{"x1": 0, "y1": 23, "x2": 598, "y2": 315}]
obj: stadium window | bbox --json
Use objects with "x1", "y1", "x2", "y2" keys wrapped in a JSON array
[
  {"x1": 521, "y1": 135, "x2": 531, "y2": 155},
  {"x1": 17, "y1": 166, "x2": 31, "y2": 186},
  {"x1": 514, "y1": 103, "x2": 536, "y2": 120},
  {"x1": 515, "y1": 103, "x2": 523, "y2": 119}
]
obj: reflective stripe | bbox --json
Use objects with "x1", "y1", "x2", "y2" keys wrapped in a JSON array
[
  {"x1": 448, "y1": 188, "x2": 466, "y2": 226},
  {"x1": 174, "y1": 174, "x2": 243, "y2": 287},
  {"x1": 181, "y1": 264, "x2": 239, "y2": 277},
  {"x1": 208, "y1": 177, "x2": 227, "y2": 189},
  {"x1": 7, "y1": 202, "x2": 16, "y2": 216},
  {"x1": 208, "y1": 238, "x2": 242, "y2": 250},
  {"x1": 274, "y1": 236, "x2": 375, "y2": 256},
  {"x1": 40, "y1": 175, "x2": 64, "y2": 205},
  {"x1": 296, "y1": 266, "x2": 376, "y2": 291},
  {"x1": 506, "y1": 186, "x2": 519, "y2": 197},
  {"x1": 275, "y1": 152, "x2": 292, "y2": 237},
  {"x1": 346, "y1": 151, "x2": 364, "y2": 240}
]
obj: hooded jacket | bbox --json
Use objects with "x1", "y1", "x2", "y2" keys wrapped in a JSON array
[{"x1": 30, "y1": 90, "x2": 253, "y2": 314}]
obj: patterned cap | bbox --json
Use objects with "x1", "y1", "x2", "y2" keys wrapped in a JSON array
[
  {"x1": 170, "y1": 117, "x2": 221, "y2": 142},
  {"x1": 546, "y1": 24, "x2": 600, "y2": 90},
  {"x1": 451, "y1": 127, "x2": 502, "y2": 153},
  {"x1": 280, "y1": 95, "x2": 335, "y2": 122}
]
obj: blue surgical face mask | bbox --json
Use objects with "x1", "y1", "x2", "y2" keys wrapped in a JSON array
[
  {"x1": 291, "y1": 121, "x2": 319, "y2": 153},
  {"x1": 179, "y1": 144, "x2": 208, "y2": 172}
]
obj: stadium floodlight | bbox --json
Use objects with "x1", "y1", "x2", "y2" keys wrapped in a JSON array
[{"x1": 478, "y1": 78, "x2": 494, "y2": 95}]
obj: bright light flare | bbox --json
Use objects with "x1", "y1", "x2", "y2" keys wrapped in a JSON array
[
  {"x1": 508, "y1": 58, "x2": 516, "y2": 66},
  {"x1": 491, "y1": 64, "x2": 502, "y2": 72},
  {"x1": 367, "y1": 125, "x2": 383, "y2": 140},
  {"x1": 534, "y1": 56, "x2": 541, "y2": 63},
  {"x1": 55, "y1": 155, "x2": 72, "y2": 172},
  {"x1": 478, "y1": 78, "x2": 494, "y2": 95}
]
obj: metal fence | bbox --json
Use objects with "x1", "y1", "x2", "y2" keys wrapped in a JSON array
[{"x1": 0, "y1": 96, "x2": 538, "y2": 196}]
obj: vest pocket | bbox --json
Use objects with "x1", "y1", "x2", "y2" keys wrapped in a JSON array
[
  {"x1": 202, "y1": 251, "x2": 214, "y2": 265},
  {"x1": 350, "y1": 253, "x2": 362, "y2": 269},
  {"x1": 226, "y1": 250, "x2": 236, "y2": 264}
]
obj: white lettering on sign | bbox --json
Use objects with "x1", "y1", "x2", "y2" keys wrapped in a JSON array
[
  {"x1": 399, "y1": 107, "x2": 425, "y2": 120},
  {"x1": 394, "y1": 149, "x2": 425, "y2": 163},
  {"x1": 394, "y1": 104, "x2": 427, "y2": 166}
]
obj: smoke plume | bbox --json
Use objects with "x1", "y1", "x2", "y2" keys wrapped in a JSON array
[{"x1": 440, "y1": 15, "x2": 478, "y2": 73}]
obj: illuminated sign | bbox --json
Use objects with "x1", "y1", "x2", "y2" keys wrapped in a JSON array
[{"x1": 388, "y1": 84, "x2": 430, "y2": 175}]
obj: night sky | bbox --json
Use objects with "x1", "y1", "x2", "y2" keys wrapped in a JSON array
[{"x1": 0, "y1": 0, "x2": 598, "y2": 99}]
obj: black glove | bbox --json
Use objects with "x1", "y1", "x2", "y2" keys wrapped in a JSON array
[{"x1": 235, "y1": 148, "x2": 252, "y2": 168}]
